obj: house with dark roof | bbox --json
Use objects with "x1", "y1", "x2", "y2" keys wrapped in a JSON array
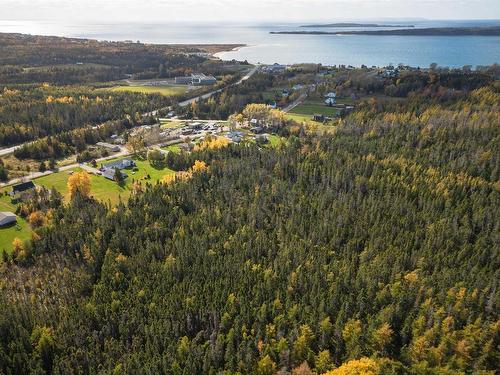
[
  {"x1": 10, "y1": 181, "x2": 36, "y2": 201},
  {"x1": 102, "y1": 168, "x2": 128, "y2": 181},
  {"x1": 313, "y1": 114, "x2": 326, "y2": 122},
  {"x1": 227, "y1": 131, "x2": 244, "y2": 143},
  {"x1": 0, "y1": 212, "x2": 17, "y2": 227}
]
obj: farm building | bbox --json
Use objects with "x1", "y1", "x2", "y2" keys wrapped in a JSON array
[
  {"x1": 191, "y1": 74, "x2": 217, "y2": 85},
  {"x1": 175, "y1": 74, "x2": 217, "y2": 85},
  {"x1": 0, "y1": 212, "x2": 17, "y2": 227},
  {"x1": 175, "y1": 76, "x2": 193, "y2": 85}
]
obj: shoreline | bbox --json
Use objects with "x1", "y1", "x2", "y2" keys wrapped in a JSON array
[
  {"x1": 214, "y1": 44, "x2": 251, "y2": 58},
  {"x1": 270, "y1": 26, "x2": 500, "y2": 37}
]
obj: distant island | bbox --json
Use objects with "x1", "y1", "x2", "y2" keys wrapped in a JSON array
[
  {"x1": 300, "y1": 23, "x2": 413, "y2": 28},
  {"x1": 271, "y1": 26, "x2": 500, "y2": 36}
]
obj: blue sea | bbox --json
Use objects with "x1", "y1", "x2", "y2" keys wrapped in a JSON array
[{"x1": 0, "y1": 19, "x2": 499, "y2": 68}]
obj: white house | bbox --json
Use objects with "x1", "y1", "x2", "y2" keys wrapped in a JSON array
[
  {"x1": 325, "y1": 98, "x2": 336, "y2": 106},
  {"x1": 325, "y1": 92, "x2": 337, "y2": 99}
]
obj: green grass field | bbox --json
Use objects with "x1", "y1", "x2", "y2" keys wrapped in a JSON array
[
  {"x1": 160, "y1": 120, "x2": 184, "y2": 129},
  {"x1": 0, "y1": 194, "x2": 31, "y2": 255},
  {"x1": 267, "y1": 134, "x2": 283, "y2": 147},
  {"x1": 285, "y1": 98, "x2": 341, "y2": 124},
  {"x1": 110, "y1": 84, "x2": 189, "y2": 96},
  {"x1": 285, "y1": 113, "x2": 313, "y2": 123},
  {"x1": 36, "y1": 158, "x2": 175, "y2": 206},
  {"x1": 162, "y1": 144, "x2": 182, "y2": 154},
  {"x1": 289, "y1": 102, "x2": 338, "y2": 117}
]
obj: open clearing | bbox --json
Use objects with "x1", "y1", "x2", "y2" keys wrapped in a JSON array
[
  {"x1": 285, "y1": 113, "x2": 313, "y2": 123},
  {"x1": 37, "y1": 157, "x2": 175, "y2": 205},
  {"x1": 0, "y1": 194, "x2": 31, "y2": 255},
  {"x1": 289, "y1": 100, "x2": 338, "y2": 117},
  {"x1": 109, "y1": 84, "x2": 190, "y2": 96},
  {"x1": 0, "y1": 157, "x2": 175, "y2": 254}
]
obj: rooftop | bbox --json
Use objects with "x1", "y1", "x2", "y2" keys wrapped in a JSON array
[
  {"x1": 103, "y1": 159, "x2": 135, "y2": 170},
  {"x1": 12, "y1": 181, "x2": 35, "y2": 194},
  {"x1": 0, "y1": 212, "x2": 16, "y2": 220}
]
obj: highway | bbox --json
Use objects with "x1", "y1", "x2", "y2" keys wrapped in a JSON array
[
  {"x1": 0, "y1": 123, "x2": 224, "y2": 188},
  {"x1": 0, "y1": 145, "x2": 131, "y2": 188},
  {"x1": 178, "y1": 64, "x2": 259, "y2": 107},
  {"x1": 0, "y1": 65, "x2": 260, "y2": 158}
]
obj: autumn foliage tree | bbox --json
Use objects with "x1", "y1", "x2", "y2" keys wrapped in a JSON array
[{"x1": 67, "y1": 171, "x2": 91, "y2": 199}]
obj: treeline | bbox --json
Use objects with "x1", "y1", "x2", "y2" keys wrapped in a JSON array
[
  {"x1": 0, "y1": 87, "x2": 498, "y2": 374},
  {"x1": 319, "y1": 65, "x2": 498, "y2": 99},
  {"x1": 0, "y1": 64, "x2": 125, "y2": 85},
  {"x1": 0, "y1": 85, "x2": 171, "y2": 147},
  {"x1": 12, "y1": 114, "x2": 157, "y2": 161}
]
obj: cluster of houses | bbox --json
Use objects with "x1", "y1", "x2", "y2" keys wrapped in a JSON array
[
  {"x1": 225, "y1": 127, "x2": 270, "y2": 144},
  {"x1": 175, "y1": 73, "x2": 217, "y2": 86}
]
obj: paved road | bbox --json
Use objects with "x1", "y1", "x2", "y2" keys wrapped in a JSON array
[
  {"x1": 0, "y1": 65, "x2": 261, "y2": 187},
  {"x1": 282, "y1": 84, "x2": 316, "y2": 113},
  {"x1": 0, "y1": 145, "x2": 22, "y2": 157},
  {"x1": 0, "y1": 65, "x2": 260, "y2": 158},
  {"x1": 283, "y1": 93, "x2": 308, "y2": 113},
  {"x1": 0, "y1": 145, "x2": 131, "y2": 188},
  {"x1": 148, "y1": 64, "x2": 260, "y2": 115}
]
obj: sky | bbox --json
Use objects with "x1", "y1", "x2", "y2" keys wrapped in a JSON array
[{"x1": 1, "y1": 0, "x2": 499, "y2": 23}]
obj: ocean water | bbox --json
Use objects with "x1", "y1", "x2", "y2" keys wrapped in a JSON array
[{"x1": 1, "y1": 19, "x2": 499, "y2": 68}]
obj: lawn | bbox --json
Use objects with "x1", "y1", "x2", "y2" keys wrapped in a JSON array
[
  {"x1": 160, "y1": 120, "x2": 184, "y2": 129},
  {"x1": 162, "y1": 144, "x2": 182, "y2": 154},
  {"x1": 35, "y1": 158, "x2": 175, "y2": 206},
  {"x1": 109, "y1": 84, "x2": 189, "y2": 96},
  {"x1": 285, "y1": 113, "x2": 313, "y2": 123},
  {"x1": 267, "y1": 134, "x2": 283, "y2": 147},
  {"x1": 0, "y1": 194, "x2": 31, "y2": 255},
  {"x1": 289, "y1": 101, "x2": 338, "y2": 117}
]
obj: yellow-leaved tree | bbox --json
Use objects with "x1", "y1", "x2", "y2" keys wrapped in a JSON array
[
  {"x1": 190, "y1": 160, "x2": 208, "y2": 173},
  {"x1": 67, "y1": 171, "x2": 91, "y2": 199},
  {"x1": 323, "y1": 357, "x2": 380, "y2": 375},
  {"x1": 193, "y1": 137, "x2": 230, "y2": 152}
]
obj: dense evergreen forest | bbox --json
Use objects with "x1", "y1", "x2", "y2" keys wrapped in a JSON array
[
  {"x1": 0, "y1": 82, "x2": 498, "y2": 374},
  {"x1": 0, "y1": 85, "x2": 170, "y2": 149}
]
